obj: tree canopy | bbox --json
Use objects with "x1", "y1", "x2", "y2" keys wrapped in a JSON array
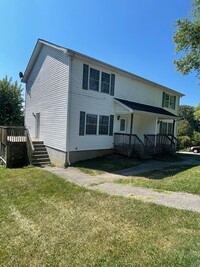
[
  {"x1": 0, "y1": 76, "x2": 24, "y2": 126},
  {"x1": 174, "y1": 0, "x2": 200, "y2": 79},
  {"x1": 178, "y1": 104, "x2": 200, "y2": 149}
]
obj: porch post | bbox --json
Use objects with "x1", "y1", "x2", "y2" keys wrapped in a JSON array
[
  {"x1": 172, "y1": 119, "x2": 176, "y2": 135},
  {"x1": 155, "y1": 117, "x2": 158, "y2": 145},
  {"x1": 129, "y1": 113, "x2": 134, "y2": 146}
]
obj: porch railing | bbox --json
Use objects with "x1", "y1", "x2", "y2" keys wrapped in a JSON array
[
  {"x1": 144, "y1": 134, "x2": 176, "y2": 155},
  {"x1": 114, "y1": 133, "x2": 177, "y2": 158},
  {"x1": 0, "y1": 126, "x2": 27, "y2": 167},
  {"x1": 25, "y1": 129, "x2": 34, "y2": 165},
  {"x1": 144, "y1": 135, "x2": 155, "y2": 156},
  {"x1": 114, "y1": 133, "x2": 144, "y2": 157}
]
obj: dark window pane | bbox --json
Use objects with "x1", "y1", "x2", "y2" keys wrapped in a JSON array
[
  {"x1": 120, "y1": 119, "x2": 126, "y2": 131},
  {"x1": 99, "y1": 115, "x2": 109, "y2": 135},
  {"x1": 101, "y1": 72, "x2": 110, "y2": 94},
  {"x1": 89, "y1": 68, "x2": 100, "y2": 91},
  {"x1": 110, "y1": 74, "x2": 115, "y2": 96},
  {"x1": 86, "y1": 114, "x2": 97, "y2": 134}
]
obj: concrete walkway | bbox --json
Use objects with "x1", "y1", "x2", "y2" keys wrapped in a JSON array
[{"x1": 44, "y1": 154, "x2": 200, "y2": 213}]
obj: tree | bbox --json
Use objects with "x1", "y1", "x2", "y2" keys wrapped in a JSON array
[
  {"x1": 0, "y1": 76, "x2": 24, "y2": 126},
  {"x1": 179, "y1": 105, "x2": 196, "y2": 128},
  {"x1": 194, "y1": 103, "x2": 200, "y2": 121},
  {"x1": 178, "y1": 119, "x2": 193, "y2": 137},
  {"x1": 174, "y1": 0, "x2": 200, "y2": 79}
]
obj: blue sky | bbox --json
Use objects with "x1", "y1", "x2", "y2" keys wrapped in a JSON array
[{"x1": 0, "y1": 0, "x2": 199, "y2": 106}]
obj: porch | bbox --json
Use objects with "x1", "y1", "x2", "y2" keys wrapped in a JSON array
[
  {"x1": 114, "y1": 98, "x2": 179, "y2": 158},
  {"x1": 0, "y1": 126, "x2": 50, "y2": 167},
  {"x1": 114, "y1": 133, "x2": 178, "y2": 158},
  {"x1": 0, "y1": 126, "x2": 27, "y2": 167}
]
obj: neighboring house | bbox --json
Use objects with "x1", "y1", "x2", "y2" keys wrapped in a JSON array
[{"x1": 22, "y1": 39, "x2": 184, "y2": 166}]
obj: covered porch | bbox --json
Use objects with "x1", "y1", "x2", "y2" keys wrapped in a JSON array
[{"x1": 114, "y1": 98, "x2": 178, "y2": 158}]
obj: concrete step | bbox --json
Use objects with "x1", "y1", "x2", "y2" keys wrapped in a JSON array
[
  {"x1": 32, "y1": 141, "x2": 44, "y2": 145},
  {"x1": 32, "y1": 161, "x2": 51, "y2": 166},
  {"x1": 31, "y1": 141, "x2": 51, "y2": 166}
]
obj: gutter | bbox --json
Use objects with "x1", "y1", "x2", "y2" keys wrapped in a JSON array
[{"x1": 65, "y1": 52, "x2": 73, "y2": 166}]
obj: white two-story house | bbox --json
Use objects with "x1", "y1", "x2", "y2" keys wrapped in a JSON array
[{"x1": 22, "y1": 39, "x2": 184, "y2": 166}]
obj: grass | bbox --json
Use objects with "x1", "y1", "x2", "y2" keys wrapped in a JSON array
[
  {"x1": 0, "y1": 167, "x2": 200, "y2": 266},
  {"x1": 153, "y1": 154, "x2": 184, "y2": 162},
  {"x1": 72, "y1": 154, "x2": 141, "y2": 175},
  {"x1": 116, "y1": 165, "x2": 200, "y2": 195}
]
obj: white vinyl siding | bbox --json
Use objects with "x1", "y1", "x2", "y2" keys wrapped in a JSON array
[
  {"x1": 69, "y1": 58, "x2": 114, "y2": 151},
  {"x1": 25, "y1": 45, "x2": 69, "y2": 151}
]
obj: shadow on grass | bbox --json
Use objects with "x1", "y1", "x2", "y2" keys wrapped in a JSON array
[
  {"x1": 72, "y1": 152, "x2": 200, "y2": 176},
  {"x1": 138, "y1": 165, "x2": 195, "y2": 180},
  {"x1": 72, "y1": 154, "x2": 142, "y2": 175}
]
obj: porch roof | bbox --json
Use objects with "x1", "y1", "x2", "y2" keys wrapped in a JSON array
[{"x1": 115, "y1": 98, "x2": 178, "y2": 118}]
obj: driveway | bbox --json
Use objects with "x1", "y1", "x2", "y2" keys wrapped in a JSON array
[{"x1": 44, "y1": 153, "x2": 200, "y2": 213}]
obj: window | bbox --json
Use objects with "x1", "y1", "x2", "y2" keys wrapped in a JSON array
[
  {"x1": 79, "y1": 112, "x2": 114, "y2": 136},
  {"x1": 168, "y1": 123, "x2": 173, "y2": 134},
  {"x1": 99, "y1": 115, "x2": 109, "y2": 135},
  {"x1": 120, "y1": 118, "x2": 126, "y2": 131},
  {"x1": 162, "y1": 92, "x2": 176, "y2": 110},
  {"x1": 101, "y1": 72, "x2": 110, "y2": 94},
  {"x1": 86, "y1": 114, "x2": 98, "y2": 134},
  {"x1": 159, "y1": 121, "x2": 173, "y2": 134},
  {"x1": 89, "y1": 68, "x2": 100, "y2": 91},
  {"x1": 82, "y1": 64, "x2": 115, "y2": 95}
]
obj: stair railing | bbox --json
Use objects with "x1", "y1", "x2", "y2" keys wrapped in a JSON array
[{"x1": 25, "y1": 129, "x2": 34, "y2": 165}]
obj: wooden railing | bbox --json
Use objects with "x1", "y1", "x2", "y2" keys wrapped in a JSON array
[
  {"x1": 144, "y1": 135, "x2": 155, "y2": 156},
  {"x1": 25, "y1": 129, "x2": 34, "y2": 165},
  {"x1": 114, "y1": 133, "x2": 144, "y2": 157},
  {"x1": 144, "y1": 134, "x2": 176, "y2": 155},
  {"x1": 0, "y1": 126, "x2": 27, "y2": 167}
]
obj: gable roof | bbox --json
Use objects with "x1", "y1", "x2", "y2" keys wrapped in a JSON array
[
  {"x1": 22, "y1": 39, "x2": 184, "y2": 97},
  {"x1": 115, "y1": 98, "x2": 178, "y2": 118}
]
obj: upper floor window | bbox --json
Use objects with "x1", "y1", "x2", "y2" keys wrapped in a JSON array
[
  {"x1": 162, "y1": 92, "x2": 176, "y2": 110},
  {"x1": 101, "y1": 72, "x2": 110, "y2": 94},
  {"x1": 82, "y1": 64, "x2": 115, "y2": 96},
  {"x1": 89, "y1": 68, "x2": 100, "y2": 91}
]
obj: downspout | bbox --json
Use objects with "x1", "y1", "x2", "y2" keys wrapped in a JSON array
[{"x1": 65, "y1": 52, "x2": 73, "y2": 166}]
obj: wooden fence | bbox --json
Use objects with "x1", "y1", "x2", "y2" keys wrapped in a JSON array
[{"x1": 0, "y1": 126, "x2": 28, "y2": 167}]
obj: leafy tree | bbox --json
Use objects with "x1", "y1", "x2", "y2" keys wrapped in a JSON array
[
  {"x1": 178, "y1": 119, "x2": 193, "y2": 137},
  {"x1": 192, "y1": 130, "x2": 200, "y2": 145},
  {"x1": 194, "y1": 103, "x2": 200, "y2": 121},
  {"x1": 174, "y1": 0, "x2": 200, "y2": 79},
  {"x1": 0, "y1": 76, "x2": 24, "y2": 126},
  {"x1": 179, "y1": 105, "x2": 196, "y2": 128}
]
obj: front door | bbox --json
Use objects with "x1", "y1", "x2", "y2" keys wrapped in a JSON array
[
  {"x1": 35, "y1": 113, "x2": 40, "y2": 138},
  {"x1": 120, "y1": 118, "x2": 127, "y2": 133}
]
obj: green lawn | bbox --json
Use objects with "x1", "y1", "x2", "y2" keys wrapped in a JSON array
[
  {"x1": 116, "y1": 165, "x2": 200, "y2": 195},
  {"x1": 0, "y1": 167, "x2": 200, "y2": 267},
  {"x1": 72, "y1": 154, "x2": 141, "y2": 175}
]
